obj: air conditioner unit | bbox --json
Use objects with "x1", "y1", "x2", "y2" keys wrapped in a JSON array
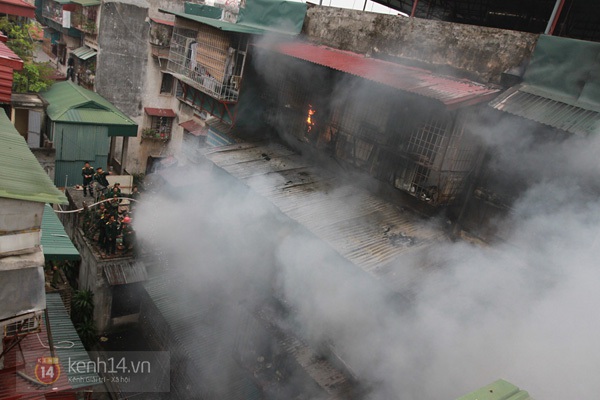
[{"x1": 3, "y1": 314, "x2": 42, "y2": 338}]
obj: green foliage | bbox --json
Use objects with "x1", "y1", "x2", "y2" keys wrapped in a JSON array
[
  {"x1": 0, "y1": 17, "x2": 34, "y2": 61},
  {"x1": 13, "y1": 62, "x2": 54, "y2": 93},
  {"x1": 72, "y1": 289, "x2": 94, "y2": 318},
  {"x1": 75, "y1": 317, "x2": 97, "y2": 349},
  {"x1": 71, "y1": 289, "x2": 97, "y2": 349},
  {"x1": 0, "y1": 18, "x2": 56, "y2": 93}
]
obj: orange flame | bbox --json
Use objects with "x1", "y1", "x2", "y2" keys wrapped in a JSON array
[{"x1": 306, "y1": 104, "x2": 316, "y2": 132}]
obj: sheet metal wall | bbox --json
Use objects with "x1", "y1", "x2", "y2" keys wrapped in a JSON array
[{"x1": 52, "y1": 122, "x2": 110, "y2": 186}]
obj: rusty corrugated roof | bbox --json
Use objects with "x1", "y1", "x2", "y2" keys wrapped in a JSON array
[
  {"x1": 262, "y1": 41, "x2": 500, "y2": 109},
  {"x1": 104, "y1": 261, "x2": 148, "y2": 285},
  {"x1": 204, "y1": 141, "x2": 445, "y2": 288},
  {"x1": 490, "y1": 85, "x2": 600, "y2": 136}
]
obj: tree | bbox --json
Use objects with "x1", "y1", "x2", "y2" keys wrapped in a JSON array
[{"x1": 0, "y1": 17, "x2": 54, "y2": 93}]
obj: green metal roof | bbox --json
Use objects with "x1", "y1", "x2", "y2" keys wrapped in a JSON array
[
  {"x1": 45, "y1": 293, "x2": 102, "y2": 388},
  {"x1": 0, "y1": 110, "x2": 67, "y2": 204},
  {"x1": 71, "y1": 45, "x2": 97, "y2": 60},
  {"x1": 53, "y1": 0, "x2": 72, "y2": 4},
  {"x1": 456, "y1": 380, "x2": 531, "y2": 400},
  {"x1": 41, "y1": 204, "x2": 80, "y2": 260},
  {"x1": 490, "y1": 35, "x2": 600, "y2": 136},
  {"x1": 40, "y1": 81, "x2": 138, "y2": 137},
  {"x1": 71, "y1": 0, "x2": 101, "y2": 5},
  {"x1": 160, "y1": 9, "x2": 267, "y2": 34},
  {"x1": 184, "y1": 3, "x2": 223, "y2": 19},
  {"x1": 160, "y1": 0, "x2": 307, "y2": 35}
]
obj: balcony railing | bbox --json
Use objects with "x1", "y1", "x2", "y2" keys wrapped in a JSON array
[
  {"x1": 166, "y1": 29, "x2": 247, "y2": 103},
  {"x1": 141, "y1": 128, "x2": 170, "y2": 141},
  {"x1": 42, "y1": 0, "x2": 64, "y2": 25}
]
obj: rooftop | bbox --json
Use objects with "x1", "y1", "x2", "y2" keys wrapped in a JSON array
[
  {"x1": 204, "y1": 141, "x2": 445, "y2": 291},
  {"x1": 0, "y1": 110, "x2": 66, "y2": 204},
  {"x1": 39, "y1": 81, "x2": 137, "y2": 136}
]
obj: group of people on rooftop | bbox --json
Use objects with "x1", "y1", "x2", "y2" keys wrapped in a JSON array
[{"x1": 80, "y1": 161, "x2": 141, "y2": 258}]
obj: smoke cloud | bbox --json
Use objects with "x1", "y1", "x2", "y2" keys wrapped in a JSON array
[{"x1": 133, "y1": 38, "x2": 600, "y2": 400}]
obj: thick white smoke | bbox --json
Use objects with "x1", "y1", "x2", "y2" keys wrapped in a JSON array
[{"x1": 132, "y1": 36, "x2": 600, "y2": 400}]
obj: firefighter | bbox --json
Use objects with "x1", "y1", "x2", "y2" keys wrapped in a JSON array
[{"x1": 81, "y1": 161, "x2": 94, "y2": 197}]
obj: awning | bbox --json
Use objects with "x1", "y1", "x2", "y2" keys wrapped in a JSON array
[
  {"x1": 261, "y1": 41, "x2": 501, "y2": 109},
  {"x1": 145, "y1": 107, "x2": 176, "y2": 117},
  {"x1": 71, "y1": 45, "x2": 97, "y2": 61},
  {"x1": 104, "y1": 261, "x2": 148, "y2": 285},
  {"x1": 489, "y1": 85, "x2": 600, "y2": 136},
  {"x1": 0, "y1": 0, "x2": 36, "y2": 19},
  {"x1": 41, "y1": 204, "x2": 80, "y2": 260},
  {"x1": 180, "y1": 119, "x2": 207, "y2": 136},
  {"x1": 150, "y1": 17, "x2": 174, "y2": 26},
  {"x1": 71, "y1": 0, "x2": 101, "y2": 6}
]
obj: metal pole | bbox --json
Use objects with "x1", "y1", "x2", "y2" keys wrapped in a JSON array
[
  {"x1": 363, "y1": 0, "x2": 368, "y2": 11},
  {"x1": 44, "y1": 308, "x2": 56, "y2": 359},
  {"x1": 410, "y1": 0, "x2": 419, "y2": 17},
  {"x1": 64, "y1": 174, "x2": 68, "y2": 189},
  {"x1": 545, "y1": 0, "x2": 566, "y2": 35}
]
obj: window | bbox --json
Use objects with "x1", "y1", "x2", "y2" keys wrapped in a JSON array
[
  {"x1": 160, "y1": 73, "x2": 173, "y2": 95},
  {"x1": 143, "y1": 116, "x2": 174, "y2": 140}
]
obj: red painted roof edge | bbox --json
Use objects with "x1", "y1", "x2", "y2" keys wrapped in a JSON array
[
  {"x1": 257, "y1": 41, "x2": 501, "y2": 108},
  {"x1": 144, "y1": 107, "x2": 177, "y2": 117},
  {"x1": 150, "y1": 17, "x2": 174, "y2": 26}
]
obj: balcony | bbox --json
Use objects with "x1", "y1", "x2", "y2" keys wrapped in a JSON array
[
  {"x1": 166, "y1": 28, "x2": 247, "y2": 103},
  {"x1": 41, "y1": 0, "x2": 64, "y2": 25},
  {"x1": 141, "y1": 128, "x2": 171, "y2": 141}
]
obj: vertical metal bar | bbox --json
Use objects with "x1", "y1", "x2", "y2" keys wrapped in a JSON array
[
  {"x1": 44, "y1": 308, "x2": 56, "y2": 359},
  {"x1": 363, "y1": 0, "x2": 368, "y2": 11},
  {"x1": 545, "y1": 0, "x2": 566, "y2": 35},
  {"x1": 411, "y1": 0, "x2": 419, "y2": 17}
]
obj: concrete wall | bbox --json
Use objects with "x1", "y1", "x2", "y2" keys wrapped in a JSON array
[
  {"x1": 96, "y1": 1, "x2": 149, "y2": 118},
  {"x1": 302, "y1": 5, "x2": 539, "y2": 84},
  {"x1": 94, "y1": 0, "x2": 196, "y2": 173},
  {"x1": 31, "y1": 148, "x2": 56, "y2": 182}
]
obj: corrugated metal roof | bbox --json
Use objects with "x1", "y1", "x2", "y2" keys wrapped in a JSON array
[
  {"x1": 144, "y1": 107, "x2": 176, "y2": 117},
  {"x1": 0, "y1": 64, "x2": 14, "y2": 103},
  {"x1": 45, "y1": 293, "x2": 102, "y2": 389},
  {"x1": 71, "y1": 45, "x2": 97, "y2": 60},
  {"x1": 204, "y1": 142, "x2": 444, "y2": 287},
  {"x1": 0, "y1": 40, "x2": 24, "y2": 70},
  {"x1": 150, "y1": 17, "x2": 174, "y2": 26},
  {"x1": 262, "y1": 41, "x2": 501, "y2": 109},
  {"x1": 144, "y1": 275, "x2": 263, "y2": 400},
  {"x1": 71, "y1": 0, "x2": 100, "y2": 6},
  {"x1": 0, "y1": 109, "x2": 67, "y2": 204},
  {"x1": 104, "y1": 261, "x2": 148, "y2": 285},
  {"x1": 40, "y1": 81, "x2": 137, "y2": 136},
  {"x1": 41, "y1": 204, "x2": 80, "y2": 260},
  {"x1": 180, "y1": 119, "x2": 207, "y2": 136},
  {"x1": 0, "y1": 294, "x2": 100, "y2": 398},
  {"x1": 160, "y1": 8, "x2": 266, "y2": 34},
  {"x1": 456, "y1": 379, "x2": 531, "y2": 400},
  {"x1": 490, "y1": 85, "x2": 600, "y2": 136},
  {"x1": 0, "y1": 0, "x2": 36, "y2": 18}
]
